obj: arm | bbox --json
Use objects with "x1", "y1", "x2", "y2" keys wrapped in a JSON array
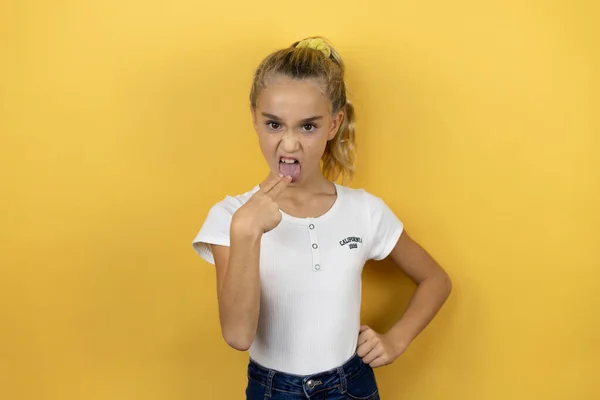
[
  {"x1": 358, "y1": 230, "x2": 452, "y2": 367},
  {"x1": 212, "y1": 221, "x2": 262, "y2": 351},
  {"x1": 211, "y1": 174, "x2": 291, "y2": 351},
  {"x1": 384, "y1": 230, "x2": 452, "y2": 350}
]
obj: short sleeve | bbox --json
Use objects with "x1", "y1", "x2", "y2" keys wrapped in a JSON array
[
  {"x1": 365, "y1": 192, "x2": 404, "y2": 261},
  {"x1": 191, "y1": 198, "x2": 236, "y2": 265}
]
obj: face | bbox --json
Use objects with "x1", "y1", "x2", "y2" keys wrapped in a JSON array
[{"x1": 251, "y1": 75, "x2": 343, "y2": 185}]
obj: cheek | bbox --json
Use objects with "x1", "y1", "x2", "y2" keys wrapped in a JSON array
[
  {"x1": 257, "y1": 134, "x2": 280, "y2": 166},
  {"x1": 257, "y1": 132, "x2": 275, "y2": 148},
  {"x1": 305, "y1": 136, "x2": 328, "y2": 159}
]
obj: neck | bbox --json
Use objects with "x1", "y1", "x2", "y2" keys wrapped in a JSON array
[{"x1": 262, "y1": 171, "x2": 335, "y2": 194}]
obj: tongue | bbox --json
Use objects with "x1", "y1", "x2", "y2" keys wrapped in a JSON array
[{"x1": 279, "y1": 162, "x2": 301, "y2": 183}]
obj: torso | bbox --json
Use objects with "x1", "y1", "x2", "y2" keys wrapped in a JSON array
[
  {"x1": 192, "y1": 181, "x2": 404, "y2": 375},
  {"x1": 246, "y1": 183, "x2": 371, "y2": 375}
]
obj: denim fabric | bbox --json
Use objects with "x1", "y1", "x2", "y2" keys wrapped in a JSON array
[{"x1": 246, "y1": 353, "x2": 380, "y2": 399}]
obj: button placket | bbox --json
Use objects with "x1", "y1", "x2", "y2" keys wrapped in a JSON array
[{"x1": 307, "y1": 219, "x2": 322, "y2": 272}]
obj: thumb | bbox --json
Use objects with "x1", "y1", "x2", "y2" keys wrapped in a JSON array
[{"x1": 360, "y1": 325, "x2": 371, "y2": 333}]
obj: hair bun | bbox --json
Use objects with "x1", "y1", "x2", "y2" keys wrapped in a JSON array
[{"x1": 295, "y1": 38, "x2": 331, "y2": 58}]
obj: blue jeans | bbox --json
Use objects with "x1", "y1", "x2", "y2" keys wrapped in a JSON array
[{"x1": 246, "y1": 353, "x2": 380, "y2": 399}]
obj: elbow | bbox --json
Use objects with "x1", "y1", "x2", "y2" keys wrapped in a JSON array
[
  {"x1": 225, "y1": 338, "x2": 252, "y2": 352},
  {"x1": 222, "y1": 329, "x2": 254, "y2": 351},
  {"x1": 441, "y1": 271, "x2": 452, "y2": 298},
  {"x1": 426, "y1": 269, "x2": 452, "y2": 298}
]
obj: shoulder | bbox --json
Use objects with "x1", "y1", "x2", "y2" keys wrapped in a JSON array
[
  {"x1": 336, "y1": 185, "x2": 403, "y2": 260},
  {"x1": 335, "y1": 184, "x2": 386, "y2": 209},
  {"x1": 199, "y1": 184, "x2": 259, "y2": 235},
  {"x1": 336, "y1": 184, "x2": 401, "y2": 226},
  {"x1": 192, "y1": 185, "x2": 259, "y2": 263},
  {"x1": 209, "y1": 185, "x2": 259, "y2": 216}
]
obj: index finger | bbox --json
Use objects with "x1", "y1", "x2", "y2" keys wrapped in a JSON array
[
  {"x1": 267, "y1": 175, "x2": 291, "y2": 199},
  {"x1": 259, "y1": 174, "x2": 285, "y2": 194}
]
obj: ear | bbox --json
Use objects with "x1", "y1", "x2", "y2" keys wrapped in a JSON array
[
  {"x1": 327, "y1": 110, "x2": 344, "y2": 141},
  {"x1": 250, "y1": 106, "x2": 259, "y2": 133}
]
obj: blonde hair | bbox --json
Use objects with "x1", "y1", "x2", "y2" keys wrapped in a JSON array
[{"x1": 249, "y1": 36, "x2": 356, "y2": 183}]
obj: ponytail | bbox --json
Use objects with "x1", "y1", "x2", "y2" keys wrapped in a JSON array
[{"x1": 322, "y1": 100, "x2": 356, "y2": 183}]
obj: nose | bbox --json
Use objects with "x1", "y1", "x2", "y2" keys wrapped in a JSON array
[{"x1": 280, "y1": 129, "x2": 301, "y2": 153}]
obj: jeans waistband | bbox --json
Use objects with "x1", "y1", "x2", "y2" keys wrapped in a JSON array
[{"x1": 247, "y1": 353, "x2": 365, "y2": 397}]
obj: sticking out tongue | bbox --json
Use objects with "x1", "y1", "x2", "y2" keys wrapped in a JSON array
[{"x1": 279, "y1": 161, "x2": 301, "y2": 183}]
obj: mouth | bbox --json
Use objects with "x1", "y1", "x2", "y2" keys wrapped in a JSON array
[{"x1": 279, "y1": 157, "x2": 301, "y2": 183}]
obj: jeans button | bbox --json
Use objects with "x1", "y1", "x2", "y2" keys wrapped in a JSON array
[{"x1": 306, "y1": 379, "x2": 315, "y2": 389}]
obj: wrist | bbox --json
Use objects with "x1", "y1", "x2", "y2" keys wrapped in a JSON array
[
  {"x1": 384, "y1": 327, "x2": 412, "y2": 357},
  {"x1": 231, "y1": 215, "x2": 263, "y2": 240}
]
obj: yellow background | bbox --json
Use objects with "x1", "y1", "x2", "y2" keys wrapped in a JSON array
[{"x1": 2, "y1": 0, "x2": 599, "y2": 399}]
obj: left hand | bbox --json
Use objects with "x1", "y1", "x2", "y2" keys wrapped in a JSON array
[{"x1": 356, "y1": 325, "x2": 407, "y2": 368}]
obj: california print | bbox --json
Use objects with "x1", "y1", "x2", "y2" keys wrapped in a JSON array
[{"x1": 339, "y1": 236, "x2": 362, "y2": 250}]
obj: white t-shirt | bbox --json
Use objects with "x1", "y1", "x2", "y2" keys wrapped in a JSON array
[{"x1": 192, "y1": 183, "x2": 403, "y2": 375}]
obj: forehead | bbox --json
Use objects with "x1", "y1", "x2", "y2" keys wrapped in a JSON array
[{"x1": 256, "y1": 76, "x2": 331, "y2": 117}]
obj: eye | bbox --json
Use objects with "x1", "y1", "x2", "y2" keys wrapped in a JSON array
[
  {"x1": 302, "y1": 123, "x2": 317, "y2": 132},
  {"x1": 266, "y1": 121, "x2": 281, "y2": 130}
]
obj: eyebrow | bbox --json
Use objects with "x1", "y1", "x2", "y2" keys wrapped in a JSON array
[{"x1": 261, "y1": 113, "x2": 323, "y2": 123}]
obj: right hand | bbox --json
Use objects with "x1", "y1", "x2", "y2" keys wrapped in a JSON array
[{"x1": 232, "y1": 174, "x2": 291, "y2": 236}]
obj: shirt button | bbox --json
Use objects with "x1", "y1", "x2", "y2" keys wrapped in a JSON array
[
  {"x1": 314, "y1": 264, "x2": 321, "y2": 270},
  {"x1": 312, "y1": 243, "x2": 318, "y2": 249},
  {"x1": 309, "y1": 224, "x2": 315, "y2": 230}
]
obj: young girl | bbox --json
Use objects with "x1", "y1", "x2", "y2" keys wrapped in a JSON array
[{"x1": 192, "y1": 37, "x2": 451, "y2": 400}]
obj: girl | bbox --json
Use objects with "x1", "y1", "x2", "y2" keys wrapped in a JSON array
[{"x1": 192, "y1": 37, "x2": 452, "y2": 400}]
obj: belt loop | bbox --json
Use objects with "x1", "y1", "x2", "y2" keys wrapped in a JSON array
[
  {"x1": 337, "y1": 366, "x2": 347, "y2": 394},
  {"x1": 265, "y1": 369, "x2": 276, "y2": 398}
]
